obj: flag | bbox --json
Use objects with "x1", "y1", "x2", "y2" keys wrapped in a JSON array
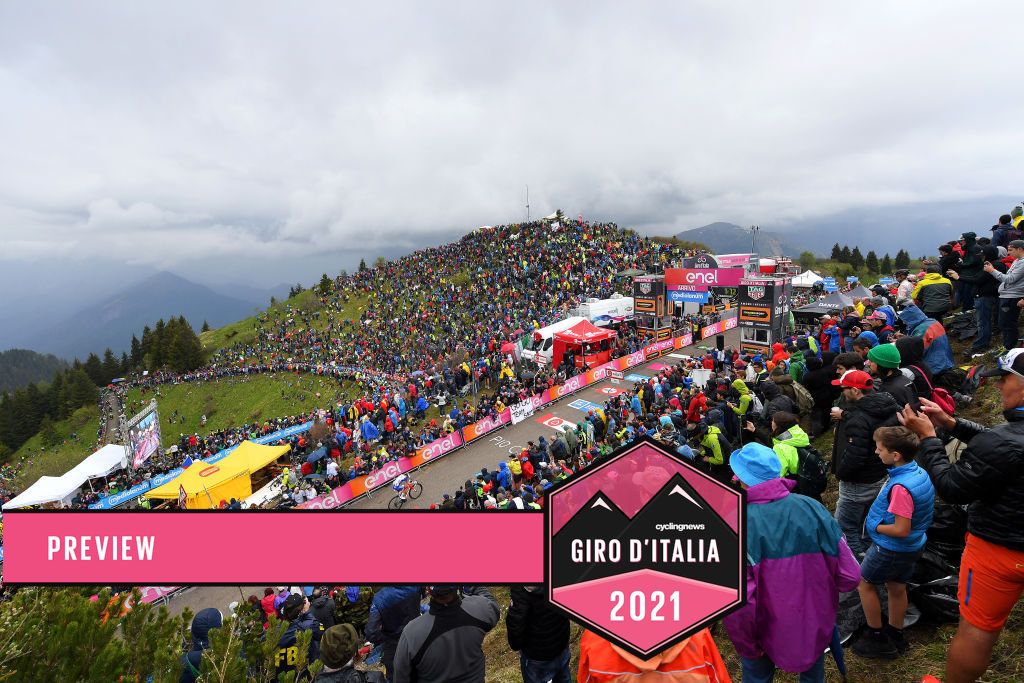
[
  {"x1": 178, "y1": 484, "x2": 187, "y2": 509},
  {"x1": 182, "y1": 455, "x2": 194, "y2": 468}
]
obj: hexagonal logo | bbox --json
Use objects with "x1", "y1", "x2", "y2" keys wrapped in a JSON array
[{"x1": 546, "y1": 437, "x2": 745, "y2": 659}]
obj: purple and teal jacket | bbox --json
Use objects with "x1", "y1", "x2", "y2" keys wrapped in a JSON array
[{"x1": 724, "y1": 478, "x2": 861, "y2": 673}]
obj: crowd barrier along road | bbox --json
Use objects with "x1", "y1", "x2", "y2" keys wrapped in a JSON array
[{"x1": 300, "y1": 332, "x2": 699, "y2": 510}]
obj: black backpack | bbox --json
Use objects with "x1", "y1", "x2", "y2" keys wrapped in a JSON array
[{"x1": 794, "y1": 446, "x2": 828, "y2": 499}]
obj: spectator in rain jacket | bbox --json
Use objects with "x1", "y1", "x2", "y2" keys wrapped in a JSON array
[
  {"x1": 576, "y1": 628, "x2": 730, "y2": 683},
  {"x1": 496, "y1": 461, "x2": 513, "y2": 490},
  {"x1": 729, "y1": 378, "x2": 753, "y2": 418},
  {"x1": 360, "y1": 415, "x2": 381, "y2": 443},
  {"x1": 180, "y1": 608, "x2": 223, "y2": 683},
  {"x1": 366, "y1": 586, "x2": 422, "y2": 683},
  {"x1": 724, "y1": 443, "x2": 861, "y2": 680},
  {"x1": 912, "y1": 266, "x2": 955, "y2": 318},
  {"x1": 898, "y1": 305, "x2": 954, "y2": 377}
]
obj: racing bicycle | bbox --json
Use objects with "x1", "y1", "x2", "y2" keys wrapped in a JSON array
[{"x1": 388, "y1": 479, "x2": 424, "y2": 509}]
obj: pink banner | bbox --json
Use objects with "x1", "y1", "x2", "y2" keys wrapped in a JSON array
[
  {"x1": 642, "y1": 339, "x2": 676, "y2": 360},
  {"x1": 665, "y1": 268, "x2": 746, "y2": 290},
  {"x1": 140, "y1": 586, "x2": 182, "y2": 603},
  {"x1": 700, "y1": 315, "x2": 739, "y2": 339},
  {"x1": 2, "y1": 511, "x2": 545, "y2": 584}
]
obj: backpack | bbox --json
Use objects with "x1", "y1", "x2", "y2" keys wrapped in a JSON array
[
  {"x1": 791, "y1": 382, "x2": 815, "y2": 417},
  {"x1": 794, "y1": 446, "x2": 828, "y2": 499},
  {"x1": 749, "y1": 392, "x2": 765, "y2": 415}
]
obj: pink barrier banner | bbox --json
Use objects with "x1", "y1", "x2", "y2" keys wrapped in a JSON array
[
  {"x1": 700, "y1": 315, "x2": 739, "y2": 339},
  {"x1": 642, "y1": 339, "x2": 675, "y2": 359},
  {"x1": 461, "y1": 409, "x2": 512, "y2": 444},
  {"x1": 2, "y1": 511, "x2": 545, "y2": 584},
  {"x1": 665, "y1": 268, "x2": 746, "y2": 289},
  {"x1": 140, "y1": 586, "x2": 182, "y2": 603}
]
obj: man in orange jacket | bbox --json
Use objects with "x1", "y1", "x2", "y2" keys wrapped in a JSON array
[{"x1": 576, "y1": 628, "x2": 731, "y2": 682}]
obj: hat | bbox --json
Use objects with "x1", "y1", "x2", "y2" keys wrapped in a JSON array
[
  {"x1": 1010, "y1": 240, "x2": 1024, "y2": 250},
  {"x1": 867, "y1": 311, "x2": 888, "y2": 321},
  {"x1": 925, "y1": 264, "x2": 941, "y2": 274},
  {"x1": 429, "y1": 585, "x2": 458, "y2": 598},
  {"x1": 979, "y1": 348, "x2": 1024, "y2": 378},
  {"x1": 820, "y1": 314, "x2": 832, "y2": 320},
  {"x1": 729, "y1": 443, "x2": 782, "y2": 487},
  {"x1": 321, "y1": 623, "x2": 359, "y2": 668},
  {"x1": 831, "y1": 369, "x2": 874, "y2": 390},
  {"x1": 281, "y1": 593, "x2": 306, "y2": 621},
  {"x1": 867, "y1": 344, "x2": 901, "y2": 369},
  {"x1": 751, "y1": 355, "x2": 765, "y2": 365}
]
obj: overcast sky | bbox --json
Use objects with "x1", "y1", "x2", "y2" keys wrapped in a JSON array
[{"x1": 2, "y1": 1, "x2": 1023, "y2": 290}]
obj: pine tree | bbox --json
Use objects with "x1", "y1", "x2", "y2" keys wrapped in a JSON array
[
  {"x1": 895, "y1": 249, "x2": 911, "y2": 270},
  {"x1": 101, "y1": 348, "x2": 120, "y2": 384},
  {"x1": 68, "y1": 368, "x2": 99, "y2": 409},
  {"x1": 201, "y1": 320, "x2": 210, "y2": 332},
  {"x1": 831, "y1": 243, "x2": 842, "y2": 260},
  {"x1": 840, "y1": 245, "x2": 852, "y2": 263},
  {"x1": 83, "y1": 353, "x2": 104, "y2": 385},
  {"x1": 318, "y1": 273, "x2": 332, "y2": 296},
  {"x1": 864, "y1": 249, "x2": 880, "y2": 274},
  {"x1": 39, "y1": 414, "x2": 59, "y2": 447},
  {"x1": 151, "y1": 319, "x2": 167, "y2": 369},
  {"x1": 358, "y1": 258, "x2": 367, "y2": 272},
  {"x1": 120, "y1": 352, "x2": 130, "y2": 374},
  {"x1": 881, "y1": 253, "x2": 893, "y2": 274},
  {"x1": 374, "y1": 256, "x2": 387, "y2": 268}
]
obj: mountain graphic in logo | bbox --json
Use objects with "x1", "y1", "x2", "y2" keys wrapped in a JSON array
[{"x1": 552, "y1": 473, "x2": 739, "y2": 590}]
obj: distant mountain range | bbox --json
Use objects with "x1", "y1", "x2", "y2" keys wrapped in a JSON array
[
  {"x1": 674, "y1": 222, "x2": 804, "y2": 257},
  {"x1": 673, "y1": 195, "x2": 1022, "y2": 259},
  {"x1": 20, "y1": 272, "x2": 283, "y2": 360},
  {"x1": 0, "y1": 349, "x2": 69, "y2": 392}
]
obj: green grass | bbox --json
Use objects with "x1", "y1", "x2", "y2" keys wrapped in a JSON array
[
  {"x1": 122, "y1": 373, "x2": 356, "y2": 441},
  {"x1": 10, "y1": 405, "x2": 100, "y2": 491}
]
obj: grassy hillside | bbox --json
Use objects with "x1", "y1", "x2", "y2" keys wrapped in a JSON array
[
  {"x1": 10, "y1": 405, "x2": 100, "y2": 491},
  {"x1": 122, "y1": 373, "x2": 355, "y2": 439}
]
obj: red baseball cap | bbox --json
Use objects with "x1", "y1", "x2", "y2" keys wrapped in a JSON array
[{"x1": 831, "y1": 369, "x2": 874, "y2": 390}]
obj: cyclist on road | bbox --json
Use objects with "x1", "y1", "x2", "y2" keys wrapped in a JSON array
[{"x1": 392, "y1": 473, "x2": 410, "y2": 501}]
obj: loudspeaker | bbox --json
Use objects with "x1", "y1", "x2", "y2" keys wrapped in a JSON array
[{"x1": 716, "y1": 334, "x2": 725, "y2": 351}]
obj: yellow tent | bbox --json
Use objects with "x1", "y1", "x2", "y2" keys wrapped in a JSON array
[{"x1": 146, "y1": 441, "x2": 290, "y2": 509}]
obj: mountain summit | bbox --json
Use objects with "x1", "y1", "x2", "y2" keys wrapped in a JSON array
[{"x1": 674, "y1": 222, "x2": 803, "y2": 257}]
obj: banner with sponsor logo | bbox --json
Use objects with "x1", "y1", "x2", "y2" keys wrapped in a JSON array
[
  {"x1": 510, "y1": 399, "x2": 535, "y2": 425},
  {"x1": 665, "y1": 268, "x2": 747, "y2": 290},
  {"x1": 461, "y1": 409, "x2": 512, "y2": 445},
  {"x1": 699, "y1": 312, "x2": 739, "y2": 339}
]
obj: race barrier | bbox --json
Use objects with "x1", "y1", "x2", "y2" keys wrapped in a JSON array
[
  {"x1": 301, "y1": 330, "x2": 702, "y2": 510},
  {"x1": 89, "y1": 422, "x2": 314, "y2": 510},
  {"x1": 699, "y1": 310, "x2": 739, "y2": 340}
]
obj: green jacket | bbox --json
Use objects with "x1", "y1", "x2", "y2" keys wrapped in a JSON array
[
  {"x1": 701, "y1": 425, "x2": 727, "y2": 466},
  {"x1": 788, "y1": 352, "x2": 806, "y2": 383},
  {"x1": 772, "y1": 425, "x2": 810, "y2": 478},
  {"x1": 730, "y1": 379, "x2": 751, "y2": 416}
]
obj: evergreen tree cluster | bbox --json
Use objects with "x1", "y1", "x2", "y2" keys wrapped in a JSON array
[
  {"x1": 0, "y1": 365, "x2": 99, "y2": 457},
  {"x1": 0, "y1": 349, "x2": 69, "y2": 393},
  {"x1": 134, "y1": 316, "x2": 204, "y2": 374},
  {"x1": 829, "y1": 243, "x2": 903, "y2": 275},
  {"x1": 0, "y1": 317, "x2": 205, "y2": 459}
]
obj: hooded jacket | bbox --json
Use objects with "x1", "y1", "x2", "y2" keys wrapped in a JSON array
[
  {"x1": 180, "y1": 608, "x2": 222, "y2": 683},
  {"x1": 895, "y1": 336, "x2": 934, "y2": 400},
  {"x1": 834, "y1": 390, "x2": 901, "y2": 484},
  {"x1": 898, "y1": 306, "x2": 954, "y2": 376},
  {"x1": 911, "y1": 272, "x2": 954, "y2": 315},
  {"x1": 723, "y1": 478, "x2": 861, "y2": 673},
  {"x1": 801, "y1": 352, "x2": 840, "y2": 410},
  {"x1": 366, "y1": 586, "x2": 422, "y2": 645},
  {"x1": 730, "y1": 379, "x2": 752, "y2": 416},
  {"x1": 918, "y1": 411, "x2": 1024, "y2": 551},
  {"x1": 496, "y1": 461, "x2": 512, "y2": 489},
  {"x1": 506, "y1": 585, "x2": 570, "y2": 662},
  {"x1": 772, "y1": 425, "x2": 810, "y2": 478},
  {"x1": 958, "y1": 232, "x2": 984, "y2": 279},
  {"x1": 760, "y1": 381, "x2": 796, "y2": 425},
  {"x1": 576, "y1": 628, "x2": 730, "y2": 683},
  {"x1": 311, "y1": 594, "x2": 337, "y2": 629},
  {"x1": 276, "y1": 611, "x2": 324, "y2": 677}
]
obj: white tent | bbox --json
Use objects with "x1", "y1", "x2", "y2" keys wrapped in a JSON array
[
  {"x1": 2, "y1": 444, "x2": 127, "y2": 510},
  {"x1": 791, "y1": 269, "x2": 824, "y2": 288}
]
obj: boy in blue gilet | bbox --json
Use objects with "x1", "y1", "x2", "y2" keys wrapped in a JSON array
[{"x1": 853, "y1": 426, "x2": 935, "y2": 660}]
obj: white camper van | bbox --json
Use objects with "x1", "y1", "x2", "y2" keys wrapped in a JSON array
[
  {"x1": 520, "y1": 316, "x2": 588, "y2": 366},
  {"x1": 575, "y1": 294, "x2": 634, "y2": 327}
]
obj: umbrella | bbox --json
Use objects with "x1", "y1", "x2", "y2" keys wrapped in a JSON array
[
  {"x1": 305, "y1": 447, "x2": 328, "y2": 464},
  {"x1": 303, "y1": 473, "x2": 325, "y2": 480},
  {"x1": 826, "y1": 625, "x2": 848, "y2": 681},
  {"x1": 410, "y1": 370, "x2": 426, "y2": 377},
  {"x1": 501, "y1": 342, "x2": 517, "y2": 354}
]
